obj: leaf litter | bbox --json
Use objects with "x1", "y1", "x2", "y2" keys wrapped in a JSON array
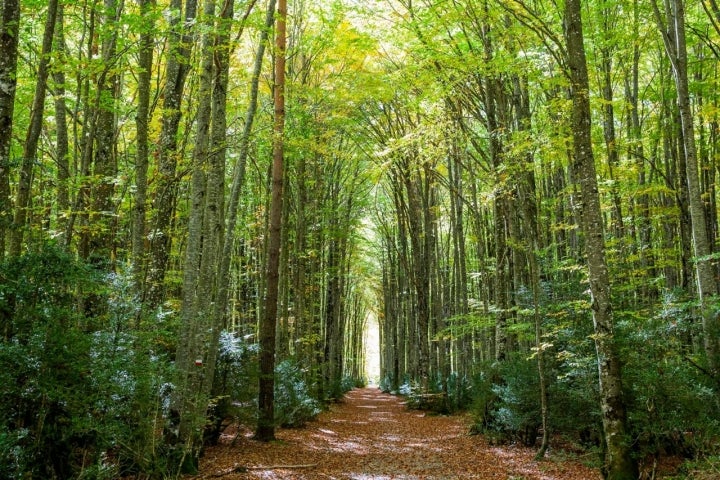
[{"x1": 190, "y1": 387, "x2": 601, "y2": 479}]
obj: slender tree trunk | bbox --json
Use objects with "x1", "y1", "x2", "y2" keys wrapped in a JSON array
[
  {"x1": 170, "y1": 0, "x2": 217, "y2": 469},
  {"x1": 256, "y1": 0, "x2": 285, "y2": 441},
  {"x1": 652, "y1": 0, "x2": 720, "y2": 378},
  {"x1": 0, "y1": 0, "x2": 21, "y2": 258},
  {"x1": 402, "y1": 157, "x2": 431, "y2": 389},
  {"x1": 511, "y1": 73, "x2": 550, "y2": 459},
  {"x1": 52, "y1": 5, "x2": 69, "y2": 240},
  {"x1": 626, "y1": 0, "x2": 656, "y2": 300},
  {"x1": 133, "y1": 0, "x2": 155, "y2": 297},
  {"x1": 144, "y1": 0, "x2": 198, "y2": 310},
  {"x1": 214, "y1": 0, "x2": 274, "y2": 332},
  {"x1": 64, "y1": 9, "x2": 96, "y2": 253},
  {"x1": 599, "y1": 43, "x2": 624, "y2": 238},
  {"x1": 201, "y1": 0, "x2": 234, "y2": 397},
  {"x1": 564, "y1": 1, "x2": 637, "y2": 478},
  {"x1": 89, "y1": 0, "x2": 122, "y2": 267},
  {"x1": 11, "y1": 0, "x2": 58, "y2": 255}
]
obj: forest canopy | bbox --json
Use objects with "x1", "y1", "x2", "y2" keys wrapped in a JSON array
[{"x1": 1, "y1": 0, "x2": 720, "y2": 478}]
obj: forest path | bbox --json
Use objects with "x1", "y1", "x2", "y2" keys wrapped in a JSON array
[{"x1": 193, "y1": 387, "x2": 600, "y2": 479}]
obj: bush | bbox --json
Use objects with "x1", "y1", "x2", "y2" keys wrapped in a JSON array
[
  {"x1": 620, "y1": 300, "x2": 720, "y2": 461},
  {"x1": 478, "y1": 355, "x2": 544, "y2": 446},
  {"x1": 469, "y1": 353, "x2": 601, "y2": 449},
  {"x1": 204, "y1": 331, "x2": 260, "y2": 444},
  {"x1": 0, "y1": 247, "x2": 174, "y2": 479},
  {"x1": 274, "y1": 359, "x2": 321, "y2": 427}
]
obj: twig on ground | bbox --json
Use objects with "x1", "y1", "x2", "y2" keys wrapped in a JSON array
[
  {"x1": 247, "y1": 464, "x2": 317, "y2": 470},
  {"x1": 206, "y1": 463, "x2": 317, "y2": 477}
]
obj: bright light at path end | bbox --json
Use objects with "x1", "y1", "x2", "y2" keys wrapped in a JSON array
[{"x1": 364, "y1": 312, "x2": 381, "y2": 384}]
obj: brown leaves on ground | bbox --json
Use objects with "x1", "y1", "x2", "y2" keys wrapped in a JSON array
[{"x1": 191, "y1": 387, "x2": 602, "y2": 479}]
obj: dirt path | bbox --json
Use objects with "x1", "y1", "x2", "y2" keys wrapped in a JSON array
[{"x1": 194, "y1": 387, "x2": 601, "y2": 479}]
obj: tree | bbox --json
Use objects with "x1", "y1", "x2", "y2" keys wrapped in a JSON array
[
  {"x1": 564, "y1": 0, "x2": 637, "y2": 477},
  {"x1": 0, "y1": 0, "x2": 21, "y2": 258},
  {"x1": 11, "y1": 0, "x2": 58, "y2": 255},
  {"x1": 256, "y1": 0, "x2": 285, "y2": 441},
  {"x1": 652, "y1": 0, "x2": 720, "y2": 379},
  {"x1": 132, "y1": 0, "x2": 156, "y2": 295},
  {"x1": 144, "y1": 0, "x2": 198, "y2": 310}
]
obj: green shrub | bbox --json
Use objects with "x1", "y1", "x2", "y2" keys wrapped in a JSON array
[
  {"x1": 0, "y1": 247, "x2": 174, "y2": 479},
  {"x1": 620, "y1": 298, "x2": 720, "y2": 461},
  {"x1": 204, "y1": 331, "x2": 260, "y2": 444},
  {"x1": 468, "y1": 352, "x2": 602, "y2": 449},
  {"x1": 275, "y1": 359, "x2": 321, "y2": 427}
]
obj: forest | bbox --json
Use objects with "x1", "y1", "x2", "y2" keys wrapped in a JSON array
[{"x1": 1, "y1": 0, "x2": 720, "y2": 478}]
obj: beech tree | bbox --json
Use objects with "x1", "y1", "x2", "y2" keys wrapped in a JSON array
[
  {"x1": 144, "y1": 0, "x2": 198, "y2": 309},
  {"x1": 564, "y1": 1, "x2": 636, "y2": 477},
  {"x1": 652, "y1": 0, "x2": 720, "y2": 379},
  {"x1": 256, "y1": 0, "x2": 285, "y2": 442},
  {"x1": 2, "y1": 0, "x2": 720, "y2": 477},
  {"x1": 0, "y1": 0, "x2": 20, "y2": 257}
]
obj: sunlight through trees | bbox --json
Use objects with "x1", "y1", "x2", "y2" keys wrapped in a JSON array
[{"x1": 1, "y1": 0, "x2": 720, "y2": 477}]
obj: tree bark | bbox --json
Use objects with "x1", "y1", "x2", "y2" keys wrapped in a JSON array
[
  {"x1": 0, "y1": 0, "x2": 21, "y2": 258},
  {"x1": 89, "y1": 0, "x2": 122, "y2": 267},
  {"x1": 132, "y1": 0, "x2": 155, "y2": 297},
  {"x1": 214, "y1": 0, "x2": 274, "y2": 334},
  {"x1": 52, "y1": 5, "x2": 70, "y2": 240},
  {"x1": 652, "y1": 0, "x2": 720, "y2": 379},
  {"x1": 170, "y1": 0, "x2": 217, "y2": 468},
  {"x1": 144, "y1": 0, "x2": 198, "y2": 310},
  {"x1": 256, "y1": 0, "x2": 285, "y2": 441},
  {"x1": 11, "y1": 0, "x2": 58, "y2": 255},
  {"x1": 564, "y1": 1, "x2": 637, "y2": 478}
]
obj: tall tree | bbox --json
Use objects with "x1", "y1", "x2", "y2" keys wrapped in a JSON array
[
  {"x1": 564, "y1": 0, "x2": 637, "y2": 477},
  {"x1": 652, "y1": 0, "x2": 720, "y2": 379},
  {"x1": 89, "y1": 0, "x2": 123, "y2": 265},
  {"x1": 256, "y1": 0, "x2": 285, "y2": 441},
  {"x1": 11, "y1": 0, "x2": 58, "y2": 255},
  {"x1": 132, "y1": 0, "x2": 155, "y2": 294},
  {"x1": 170, "y1": 0, "x2": 219, "y2": 469},
  {"x1": 144, "y1": 0, "x2": 198, "y2": 309},
  {"x1": 214, "y1": 0, "x2": 272, "y2": 337},
  {"x1": 51, "y1": 4, "x2": 69, "y2": 240},
  {"x1": 0, "y1": 0, "x2": 21, "y2": 258}
]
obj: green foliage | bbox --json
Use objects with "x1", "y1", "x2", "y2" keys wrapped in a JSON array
[
  {"x1": 670, "y1": 456, "x2": 720, "y2": 480},
  {"x1": 469, "y1": 352, "x2": 602, "y2": 449},
  {"x1": 468, "y1": 356, "x2": 543, "y2": 447},
  {"x1": 204, "y1": 331, "x2": 260, "y2": 444},
  {"x1": 274, "y1": 359, "x2": 322, "y2": 428},
  {"x1": 620, "y1": 294, "x2": 720, "y2": 460},
  {"x1": 0, "y1": 246, "x2": 174, "y2": 479},
  {"x1": 465, "y1": 287, "x2": 720, "y2": 465},
  {"x1": 444, "y1": 373, "x2": 473, "y2": 412},
  {"x1": 379, "y1": 374, "x2": 395, "y2": 394},
  {"x1": 396, "y1": 373, "x2": 472, "y2": 414}
]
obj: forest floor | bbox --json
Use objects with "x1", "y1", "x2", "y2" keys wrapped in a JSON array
[{"x1": 189, "y1": 387, "x2": 604, "y2": 479}]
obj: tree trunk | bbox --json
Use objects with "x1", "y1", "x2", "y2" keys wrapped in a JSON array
[
  {"x1": 11, "y1": 0, "x2": 58, "y2": 255},
  {"x1": 256, "y1": 0, "x2": 285, "y2": 441},
  {"x1": 564, "y1": 1, "x2": 637, "y2": 478},
  {"x1": 133, "y1": 0, "x2": 155, "y2": 297},
  {"x1": 0, "y1": 0, "x2": 21, "y2": 258},
  {"x1": 214, "y1": 0, "x2": 274, "y2": 334},
  {"x1": 402, "y1": 157, "x2": 431, "y2": 389},
  {"x1": 201, "y1": 0, "x2": 234, "y2": 395},
  {"x1": 144, "y1": 0, "x2": 198, "y2": 310},
  {"x1": 89, "y1": 0, "x2": 122, "y2": 267},
  {"x1": 52, "y1": 5, "x2": 69, "y2": 240},
  {"x1": 170, "y1": 0, "x2": 217, "y2": 469},
  {"x1": 652, "y1": 0, "x2": 720, "y2": 379},
  {"x1": 511, "y1": 73, "x2": 551, "y2": 459}
]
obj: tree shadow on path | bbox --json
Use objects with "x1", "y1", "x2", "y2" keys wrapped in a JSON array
[{"x1": 192, "y1": 387, "x2": 600, "y2": 479}]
